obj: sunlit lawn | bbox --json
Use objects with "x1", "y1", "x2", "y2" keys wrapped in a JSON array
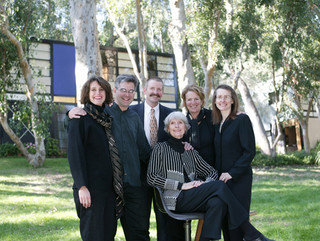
[{"x1": 0, "y1": 157, "x2": 319, "y2": 240}]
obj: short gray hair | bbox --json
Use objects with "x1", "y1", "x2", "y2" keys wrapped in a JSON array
[
  {"x1": 115, "y1": 74, "x2": 138, "y2": 89},
  {"x1": 164, "y1": 111, "x2": 190, "y2": 133}
]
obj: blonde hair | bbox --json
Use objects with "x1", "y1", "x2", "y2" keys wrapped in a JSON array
[{"x1": 181, "y1": 85, "x2": 205, "y2": 109}]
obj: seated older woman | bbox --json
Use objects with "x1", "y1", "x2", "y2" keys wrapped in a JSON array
[{"x1": 147, "y1": 111, "x2": 274, "y2": 241}]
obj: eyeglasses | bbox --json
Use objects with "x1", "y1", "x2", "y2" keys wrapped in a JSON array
[
  {"x1": 216, "y1": 95, "x2": 232, "y2": 101},
  {"x1": 118, "y1": 88, "x2": 135, "y2": 94}
]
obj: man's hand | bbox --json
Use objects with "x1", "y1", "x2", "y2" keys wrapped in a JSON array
[
  {"x1": 181, "y1": 180, "x2": 204, "y2": 190},
  {"x1": 68, "y1": 107, "x2": 86, "y2": 119},
  {"x1": 79, "y1": 186, "x2": 91, "y2": 208}
]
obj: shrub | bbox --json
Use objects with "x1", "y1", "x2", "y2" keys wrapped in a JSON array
[
  {"x1": 0, "y1": 143, "x2": 20, "y2": 157},
  {"x1": 45, "y1": 137, "x2": 61, "y2": 157},
  {"x1": 25, "y1": 142, "x2": 36, "y2": 154},
  {"x1": 252, "y1": 147, "x2": 318, "y2": 166}
]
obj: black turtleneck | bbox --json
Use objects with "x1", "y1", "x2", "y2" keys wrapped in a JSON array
[{"x1": 167, "y1": 134, "x2": 184, "y2": 154}]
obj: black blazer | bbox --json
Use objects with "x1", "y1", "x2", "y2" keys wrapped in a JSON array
[
  {"x1": 130, "y1": 102, "x2": 173, "y2": 143},
  {"x1": 213, "y1": 113, "x2": 255, "y2": 181}
]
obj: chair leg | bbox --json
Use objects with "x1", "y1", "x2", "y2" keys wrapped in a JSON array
[
  {"x1": 184, "y1": 220, "x2": 191, "y2": 241},
  {"x1": 195, "y1": 219, "x2": 204, "y2": 241}
]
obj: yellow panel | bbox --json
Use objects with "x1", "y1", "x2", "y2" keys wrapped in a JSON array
[
  {"x1": 158, "y1": 72, "x2": 174, "y2": 79},
  {"x1": 161, "y1": 94, "x2": 175, "y2": 101},
  {"x1": 158, "y1": 63, "x2": 173, "y2": 71},
  {"x1": 30, "y1": 43, "x2": 50, "y2": 52},
  {"x1": 157, "y1": 56, "x2": 173, "y2": 64},
  {"x1": 119, "y1": 68, "x2": 134, "y2": 75},
  {"x1": 54, "y1": 96, "x2": 76, "y2": 103},
  {"x1": 118, "y1": 52, "x2": 135, "y2": 60},
  {"x1": 34, "y1": 76, "x2": 51, "y2": 85},
  {"x1": 30, "y1": 50, "x2": 51, "y2": 60},
  {"x1": 164, "y1": 86, "x2": 175, "y2": 94},
  {"x1": 30, "y1": 59, "x2": 50, "y2": 68},
  {"x1": 118, "y1": 59, "x2": 133, "y2": 68}
]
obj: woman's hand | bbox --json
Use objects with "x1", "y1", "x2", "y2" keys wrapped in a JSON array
[
  {"x1": 79, "y1": 186, "x2": 91, "y2": 208},
  {"x1": 219, "y1": 172, "x2": 232, "y2": 183},
  {"x1": 181, "y1": 180, "x2": 204, "y2": 190}
]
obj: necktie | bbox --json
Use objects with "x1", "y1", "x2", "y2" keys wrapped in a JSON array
[{"x1": 150, "y1": 108, "x2": 158, "y2": 147}]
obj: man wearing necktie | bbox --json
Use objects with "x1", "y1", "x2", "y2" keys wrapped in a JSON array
[{"x1": 131, "y1": 77, "x2": 185, "y2": 241}]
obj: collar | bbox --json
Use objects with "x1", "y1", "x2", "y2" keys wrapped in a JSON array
[{"x1": 144, "y1": 102, "x2": 159, "y2": 113}]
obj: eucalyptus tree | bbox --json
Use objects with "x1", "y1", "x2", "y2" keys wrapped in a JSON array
[
  {"x1": 184, "y1": 0, "x2": 273, "y2": 155},
  {"x1": 168, "y1": 0, "x2": 195, "y2": 95},
  {"x1": 261, "y1": 0, "x2": 320, "y2": 153},
  {"x1": 104, "y1": 0, "x2": 149, "y2": 92},
  {"x1": 0, "y1": 0, "x2": 59, "y2": 167},
  {"x1": 69, "y1": 0, "x2": 102, "y2": 105}
]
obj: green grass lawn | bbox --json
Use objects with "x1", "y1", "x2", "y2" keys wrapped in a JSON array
[{"x1": 0, "y1": 157, "x2": 319, "y2": 240}]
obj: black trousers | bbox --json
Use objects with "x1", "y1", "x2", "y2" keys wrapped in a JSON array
[
  {"x1": 222, "y1": 174, "x2": 253, "y2": 241},
  {"x1": 176, "y1": 181, "x2": 249, "y2": 240},
  {"x1": 73, "y1": 189, "x2": 117, "y2": 241},
  {"x1": 144, "y1": 184, "x2": 185, "y2": 241},
  {"x1": 120, "y1": 184, "x2": 150, "y2": 241}
]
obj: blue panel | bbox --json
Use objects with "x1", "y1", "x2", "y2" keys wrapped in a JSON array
[{"x1": 53, "y1": 44, "x2": 76, "y2": 96}]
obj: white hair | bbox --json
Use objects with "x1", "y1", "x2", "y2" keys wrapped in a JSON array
[{"x1": 164, "y1": 111, "x2": 190, "y2": 133}]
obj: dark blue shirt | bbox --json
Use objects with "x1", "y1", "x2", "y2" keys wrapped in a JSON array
[{"x1": 105, "y1": 102, "x2": 151, "y2": 186}]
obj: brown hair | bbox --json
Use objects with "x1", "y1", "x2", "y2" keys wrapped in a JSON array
[
  {"x1": 181, "y1": 85, "x2": 205, "y2": 109},
  {"x1": 212, "y1": 84, "x2": 239, "y2": 125},
  {"x1": 145, "y1": 76, "x2": 164, "y2": 89},
  {"x1": 80, "y1": 76, "x2": 113, "y2": 105}
]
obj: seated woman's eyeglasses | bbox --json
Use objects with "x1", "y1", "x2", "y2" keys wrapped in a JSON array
[{"x1": 119, "y1": 88, "x2": 135, "y2": 94}]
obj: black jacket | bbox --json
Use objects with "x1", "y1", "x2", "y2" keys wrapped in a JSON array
[
  {"x1": 67, "y1": 114, "x2": 113, "y2": 192},
  {"x1": 213, "y1": 113, "x2": 255, "y2": 181}
]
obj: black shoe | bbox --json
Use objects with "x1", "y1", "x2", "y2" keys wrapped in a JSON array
[{"x1": 251, "y1": 234, "x2": 275, "y2": 241}]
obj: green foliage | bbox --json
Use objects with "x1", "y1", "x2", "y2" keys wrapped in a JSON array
[
  {"x1": 0, "y1": 143, "x2": 20, "y2": 157},
  {"x1": 253, "y1": 145, "x2": 320, "y2": 167},
  {"x1": 45, "y1": 137, "x2": 61, "y2": 157}
]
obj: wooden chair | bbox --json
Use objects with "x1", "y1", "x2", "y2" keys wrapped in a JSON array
[{"x1": 154, "y1": 186, "x2": 205, "y2": 241}]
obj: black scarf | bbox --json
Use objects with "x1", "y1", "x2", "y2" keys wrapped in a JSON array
[
  {"x1": 84, "y1": 103, "x2": 124, "y2": 218},
  {"x1": 187, "y1": 109, "x2": 205, "y2": 150}
]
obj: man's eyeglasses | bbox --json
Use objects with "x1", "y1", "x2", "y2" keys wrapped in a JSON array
[{"x1": 118, "y1": 88, "x2": 135, "y2": 94}]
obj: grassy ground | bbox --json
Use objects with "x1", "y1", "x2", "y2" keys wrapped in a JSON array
[{"x1": 0, "y1": 157, "x2": 319, "y2": 241}]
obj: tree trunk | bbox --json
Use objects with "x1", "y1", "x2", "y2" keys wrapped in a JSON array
[
  {"x1": 136, "y1": 0, "x2": 148, "y2": 95},
  {"x1": 168, "y1": 0, "x2": 195, "y2": 95},
  {"x1": 298, "y1": 98, "x2": 312, "y2": 154},
  {"x1": 69, "y1": 0, "x2": 102, "y2": 106},
  {"x1": 0, "y1": 21, "x2": 46, "y2": 166},
  {"x1": 203, "y1": 2, "x2": 222, "y2": 107},
  {"x1": 238, "y1": 77, "x2": 272, "y2": 155},
  {"x1": 316, "y1": 97, "x2": 320, "y2": 119}
]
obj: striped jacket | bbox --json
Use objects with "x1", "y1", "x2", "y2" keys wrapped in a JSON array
[{"x1": 147, "y1": 141, "x2": 219, "y2": 210}]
